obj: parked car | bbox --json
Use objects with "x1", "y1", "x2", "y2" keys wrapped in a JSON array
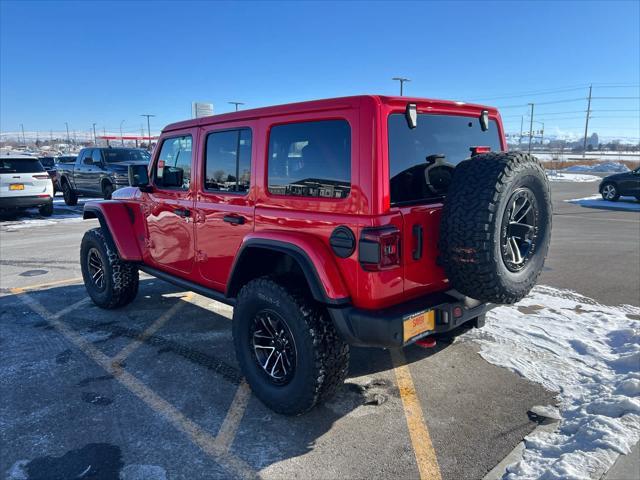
[
  {"x1": 58, "y1": 147, "x2": 151, "y2": 204},
  {"x1": 79, "y1": 95, "x2": 552, "y2": 415},
  {"x1": 0, "y1": 153, "x2": 54, "y2": 216},
  {"x1": 38, "y1": 156, "x2": 60, "y2": 194},
  {"x1": 599, "y1": 167, "x2": 640, "y2": 201}
]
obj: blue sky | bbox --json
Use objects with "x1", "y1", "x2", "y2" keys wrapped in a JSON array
[{"x1": 1, "y1": 0, "x2": 638, "y2": 140}]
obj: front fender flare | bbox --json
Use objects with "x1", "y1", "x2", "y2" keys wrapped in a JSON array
[
  {"x1": 227, "y1": 232, "x2": 350, "y2": 306},
  {"x1": 83, "y1": 201, "x2": 142, "y2": 261}
]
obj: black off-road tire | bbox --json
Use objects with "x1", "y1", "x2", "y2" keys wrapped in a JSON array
[
  {"x1": 80, "y1": 228, "x2": 139, "y2": 309},
  {"x1": 62, "y1": 180, "x2": 78, "y2": 206},
  {"x1": 39, "y1": 202, "x2": 53, "y2": 217},
  {"x1": 232, "y1": 277, "x2": 349, "y2": 415},
  {"x1": 439, "y1": 152, "x2": 552, "y2": 304}
]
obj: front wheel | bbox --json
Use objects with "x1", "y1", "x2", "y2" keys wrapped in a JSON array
[
  {"x1": 102, "y1": 182, "x2": 114, "y2": 200},
  {"x1": 601, "y1": 183, "x2": 619, "y2": 201},
  {"x1": 232, "y1": 277, "x2": 349, "y2": 415},
  {"x1": 81, "y1": 228, "x2": 139, "y2": 309}
]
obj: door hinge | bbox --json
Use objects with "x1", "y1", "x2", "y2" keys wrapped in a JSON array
[{"x1": 195, "y1": 250, "x2": 208, "y2": 262}]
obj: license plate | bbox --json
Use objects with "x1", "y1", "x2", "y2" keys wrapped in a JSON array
[
  {"x1": 9, "y1": 184, "x2": 24, "y2": 190},
  {"x1": 403, "y1": 310, "x2": 435, "y2": 342}
]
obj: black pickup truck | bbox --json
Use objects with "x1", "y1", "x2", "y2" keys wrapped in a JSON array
[{"x1": 58, "y1": 147, "x2": 150, "y2": 204}]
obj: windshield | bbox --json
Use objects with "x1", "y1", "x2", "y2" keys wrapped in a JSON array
[
  {"x1": 102, "y1": 149, "x2": 150, "y2": 163},
  {"x1": 0, "y1": 158, "x2": 45, "y2": 174},
  {"x1": 388, "y1": 113, "x2": 502, "y2": 205}
]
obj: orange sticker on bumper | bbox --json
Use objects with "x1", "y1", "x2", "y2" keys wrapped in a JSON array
[{"x1": 403, "y1": 310, "x2": 435, "y2": 342}]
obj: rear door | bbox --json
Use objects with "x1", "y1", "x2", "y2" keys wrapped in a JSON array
[
  {"x1": 74, "y1": 149, "x2": 95, "y2": 193},
  {"x1": 144, "y1": 133, "x2": 197, "y2": 275},
  {"x1": 387, "y1": 112, "x2": 503, "y2": 298},
  {"x1": 194, "y1": 125, "x2": 255, "y2": 288}
]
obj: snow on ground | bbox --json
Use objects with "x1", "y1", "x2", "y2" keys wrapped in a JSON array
[
  {"x1": 567, "y1": 195, "x2": 640, "y2": 212},
  {"x1": 547, "y1": 172, "x2": 601, "y2": 183},
  {"x1": 0, "y1": 197, "x2": 102, "y2": 231},
  {"x1": 564, "y1": 162, "x2": 630, "y2": 174},
  {"x1": 462, "y1": 285, "x2": 640, "y2": 480}
]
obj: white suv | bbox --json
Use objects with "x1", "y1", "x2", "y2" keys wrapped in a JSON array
[{"x1": 0, "y1": 153, "x2": 54, "y2": 216}]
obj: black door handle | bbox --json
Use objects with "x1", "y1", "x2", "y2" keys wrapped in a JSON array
[
  {"x1": 174, "y1": 208, "x2": 191, "y2": 217},
  {"x1": 223, "y1": 215, "x2": 245, "y2": 225}
]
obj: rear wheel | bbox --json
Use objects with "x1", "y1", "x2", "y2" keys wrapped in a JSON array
[
  {"x1": 62, "y1": 180, "x2": 78, "y2": 206},
  {"x1": 39, "y1": 202, "x2": 53, "y2": 217},
  {"x1": 232, "y1": 277, "x2": 349, "y2": 415},
  {"x1": 439, "y1": 152, "x2": 552, "y2": 304},
  {"x1": 601, "y1": 183, "x2": 619, "y2": 201},
  {"x1": 81, "y1": 228, "x2": 139, "y2": 309}
]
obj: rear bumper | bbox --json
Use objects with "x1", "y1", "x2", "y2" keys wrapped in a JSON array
[
  {"x1": 0, "y1": 195, "x2": 53, "y2": 210},
  {"x1": 328, "y1": 290, "x2": 493, "y2": 348}
]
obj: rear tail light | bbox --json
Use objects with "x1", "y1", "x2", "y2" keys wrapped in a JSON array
[
  {"x1": 359, "y1": 226, "x2": 401, "y2": 271},
  {"x1": 33, "y1": 174, "x2": 50, "y2": 180},
  {"x1": 470, "y1": 146, "x2": 491, "y2": 156}
]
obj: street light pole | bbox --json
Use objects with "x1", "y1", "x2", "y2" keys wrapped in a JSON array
[
  {"x1": 140, "y1": 114, "x2": 155, "y2": 150},
  {"x1": 582, "y1": 84, "x2": 593, "y2": 159},
  {"x1": 120, "y1": 120, "x2": 125, "y2": 146},
  {"x1": 527, "y1": 103, "x2": 535, "y2": 154},
  {"x1": 92, "y1": 123, "x2": 97, "y2": 146},
  {"x1": 228, "y1": 102, "x2": 244, "y2": 111},
  {"x1": 392, "y1": 77, "x2": 411, "y2": 96},
  {"x1": 20, "y1": 123, "x2": 25, "y2": 144},
  {"x1": 65, "y1": 122, "x2": 70, "y2": 145}
]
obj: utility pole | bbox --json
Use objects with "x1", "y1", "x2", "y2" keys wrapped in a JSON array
[
  {"x1": 519, "y1": 115, "x2": 524, "y2": 147},
  {"x1": 527, "y1": 103, "x2": 535, "y2": 154},
  {"x1": 392, "y1": 77, "x2": 411, "y2": 96},
  {"x1": 20, "y1": 124, "x2": 25, "y2": 144},
  {"x1": 582, "y1": 84, "x2": 593, "y2": 159},
  {"x1": 540, "y1": 122, "x2": 544, "y2": 147},
  {"x1": 65, "y1": 122, "x2": 70, "y2": 145},
  {"x1": 140, "y1": 114, "x2": 155, "y2": 150},
  {"x1": 228, "y1": 102, "x2": 244, "y2": 111},
  {"x1": 92, "y1": 123, "x2": 97, "y2": 146},
  {"x1": 120, "y1": 120, "x2": 125, "y2": 146}
]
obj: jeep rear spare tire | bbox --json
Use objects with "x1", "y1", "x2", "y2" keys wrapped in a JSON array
[{"x1": 439, "y1": 152, "x2": 551, "y2": 304}]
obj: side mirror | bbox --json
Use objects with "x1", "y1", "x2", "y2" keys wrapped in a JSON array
[{"x1": 128, "y1": 164, "x2": 151, "y2": 190}]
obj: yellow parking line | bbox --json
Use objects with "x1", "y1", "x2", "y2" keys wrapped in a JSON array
[
  {"x1": 391, "y1": 348, "x2": 442, "y2": 480},
  {"x1": 112, "y1": 293, "x2": 192, "y2": 365},
  {"x1": 214, "y1": 380, "x2": 252, "y2": 451},
  {"x1": 15, "y1": 291, "x2": 257, "y2": 479},
  {"x1": 9, "y1": 277, "x2": 83, "y2": 293}
]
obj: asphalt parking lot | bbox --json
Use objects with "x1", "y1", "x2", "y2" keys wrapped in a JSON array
[{"x1": 1, "y1": 181, "x2": 638, "y2": 480}]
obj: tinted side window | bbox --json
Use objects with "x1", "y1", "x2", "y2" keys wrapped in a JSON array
[
  {"x1": 267, "y1": 120, "x2": 351, "y2": 199},
  {"x1": 204, "y1": 129, "x2": 252, "y2": 193},
  {"x1": 154, "y1": 135, "x2": 192, "y2": 190},
  {"x1": 92, "y1": 149, "x2": 103, "y2": 164}
]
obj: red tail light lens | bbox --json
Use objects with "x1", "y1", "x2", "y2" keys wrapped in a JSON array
[
  {"x1": 33, "y1": 174, "x2": 50, "y2": 180},
  {"x1": 359, "y1": 226, "x2": 401, "y2": 271},
  {"x1": 470, "y1": 146, "x2": 491, "y2": 156}
]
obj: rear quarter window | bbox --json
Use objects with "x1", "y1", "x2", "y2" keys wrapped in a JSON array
[{"x1": 267, "y1": 119, "x2": 351, "y2": 199}]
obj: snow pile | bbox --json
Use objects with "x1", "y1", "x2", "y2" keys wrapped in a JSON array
[
  {"x1": 547, "y1": 172, "x2": 600, "y2": 183},
  {"x1": 0, "y1": 215, "x2": 84, "y2": 231},
  {"x1": 564, "y1": 162, "x2": 630, "y2": 173},
  {"x1": 462, "y1": 285, "x2": 640, "y2": 480},
  {"x1": 567, "y1": 195, "x2": 640, "y2": 212}
]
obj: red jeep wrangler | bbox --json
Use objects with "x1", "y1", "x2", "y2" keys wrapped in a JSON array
[{"x1": 80, "y1": 96, "x2": 551, "y2": 415}]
